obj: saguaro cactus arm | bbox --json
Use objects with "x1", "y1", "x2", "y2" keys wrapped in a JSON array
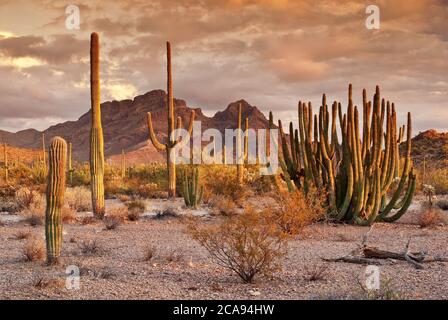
[{"x1": 147, "y1": 112, "x2": 167, "y2": 151}]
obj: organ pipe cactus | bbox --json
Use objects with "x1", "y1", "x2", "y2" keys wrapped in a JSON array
[
  {"x1": 182, "y1": 166, "x2": 204, "y2": 209},
  {"x1": 45, "y1": 136, "x2": 67, "y2": 265},
  {"x1": 89, "y1": 32, "x2": 105, "y2": 217},
  {"x1": 147, "y1": 41, "x2": 195, "y2": 198},
  {"x1": 276, "y1": 84, "x2": 416, "y2": 225}
]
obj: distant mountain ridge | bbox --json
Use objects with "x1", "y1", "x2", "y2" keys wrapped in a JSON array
[{"x1": 0, "y1": 90, "x2": 270, "y2": 162}]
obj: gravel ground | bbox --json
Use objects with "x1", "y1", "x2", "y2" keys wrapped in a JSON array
[{"x1": 0, "y1": 198, "x2": 447, "y2": 300}]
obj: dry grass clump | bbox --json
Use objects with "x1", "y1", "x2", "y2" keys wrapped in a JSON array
[
  {"x1": 125, "y1": 200, "x2": 146, "y2": 221},
  {"x1": 166, "y1": 249, "x2": 184, "y2": 263},
  {"x1": 186, "y1": 206, "x2": 288, "y2": 283},
  {"x1": 103, "y1": 216, "x2": 121, "y2": 230},
  {"x1": 32, "y1": 277, "x2": 64, "y2": 290},
  {"x1": 304, "y1": 264, "x2": 328, "y2": 282},
  {"x1": 65, "y1": 187, "x2": 91, "y2": 212},
  {"x1": 208, "y1": 195, "x2": 237, "y2": 216},
  {"x1": 268, "y1": 188, "x2": 326, "y2": 236},
  {"x1": 19, "y1": 190, "x2": 45, "y2": 226},
  {"x1": 80, "y1": 216, "x2": 97, "y2": 225},
  {"x1": 22, "y1": 238, "x2": 45, "y2": 262},
  {"x1": 418, "y1": 207, "x2": 447, "y2": 228},
  {"x1": 143, "y1": 245, "x2": 158, "y2": 261},
  {"x1": 154, "y1": 207, "x2": 180, "y2": 220},
  {"x1": 103, "y1": 207, "x2": 127, "y2": 230},
  {"x1": 79, "y1": 240, "x2": 101, "y2": 256},
  {"x1": 62, "y1": 205, "x2": 77, "y2": 223},
  {"x1": 14, "y1": 229, "x2": 31, "y2": 240}
]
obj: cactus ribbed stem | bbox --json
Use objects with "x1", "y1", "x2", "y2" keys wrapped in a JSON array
[
  {"x1": 45, "y1": 137, "x2": 67, "y2": 265},
  {"x1": 89, "y1": 32, "x2": 105, "y2": 218}
]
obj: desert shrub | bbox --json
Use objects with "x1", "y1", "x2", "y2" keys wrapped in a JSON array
[
  {"x1": 70, "y1": 164, "x2": 90, "y2": 187},
  {"x1": 186, "y1": 207, "x2": 288, "y2": 283},
  {"x1": 22, "y1": 238, "x2": 45, "y2": 262},
  {"x1": 209, "y1": 195, "x2": 237, "y2": 216},
  {"x1": 202, "y1": 165, "x2": 250, "y2": 202},
  {"x1": 65, "y1": 187, "x2": 91, "y2": 212},
  {"x1": 418, "y1": 207, "x2": 447, "y2": 228},
  {"x1": 269, "y1": 188, "x2": 326, "y2": 236},
  {"x1": 136, "y1": 183, "x2": 160, "y2": 198},
  {"x1": 20, "y1": 192, "x2": 45, "y2": 226},
  {"x1": 426, "y1": 168, "x2": 448, "y2": 194}
]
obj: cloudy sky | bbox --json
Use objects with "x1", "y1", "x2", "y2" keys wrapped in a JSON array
[{"x1": 0, "y1": 0, "x2": 447, "y2": 133}]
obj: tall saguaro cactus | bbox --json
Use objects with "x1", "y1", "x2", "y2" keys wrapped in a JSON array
[
  {"x1": 147, "y1": 41, "x2": 195, "y2": 198},
  {"x1": 275, "y1": 84, "x2": 416, "y2": 225},
  {"x1": 68, "y1": 142, "x2": 74, "y2": 186},
  {"x1": 236, "y1": 103, "x2": 249, "y2": 185},
  {"x1": 121, "y1": 149, "x2": 126, "y2": 179},
  {"x1": 89, "y1": 32, "x2": 105, "y2": 217},
  {"x1": 3, "y1": 143, "x2": 8, "y2": 183},
  {"x1": 45, "y1": 136, "x2": 67, "y2": 265},
  {"x1": 42, "y1": 133, "x2": 46, "y2": 169}
]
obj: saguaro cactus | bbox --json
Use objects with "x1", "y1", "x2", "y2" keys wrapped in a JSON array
[
  {"x1": 275, "y1": 84, "x2": 416, "y2": 225},
  {"x1": 89, "y1": 32, "x2": 105, "y2": 217},
  {"x1": 121, "y1": 149, "x2": 126, "y2": 179},
  {"x1": 182, "y1": 166, "x2": 204, "y2": 209},
  {"x1": 45, "y1": 136, "x2": 67, "y2": 265},
  {"x1": 42, "y1": 133, "x2": 46, "y2": 169},
  {"x1": 3, "y1": 143, "x2": 8, "y2": 183},
  {"x1": 147, "y1": 41, "x2": 195, "y2": 198},
  {"x1": 68, "y1": 142, "x2": 74, "y2": 186},
  {"x1": 236, "y1": 103, "x2": 249, "y2": 185}
]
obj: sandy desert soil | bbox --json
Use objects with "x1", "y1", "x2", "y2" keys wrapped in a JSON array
[{"x1": 0, "y1": 197, "x2": 447, "y2": 300}]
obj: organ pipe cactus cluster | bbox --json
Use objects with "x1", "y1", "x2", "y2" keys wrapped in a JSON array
[
  {"x1": 276, "y1": 84, "x2": 416, "y2": 225},
  {"x1": 89, "y1": 32, "x2": 105, "y2": 217},
  {"x1": 147, "y1": 41, "x2": 195, "y2": 198},
  {"x1": 182, "y1": 166, "x2": 204, "y2": 209},
  {"x1": 45, "y1": 136, "x2": 67, "y2": 265}
]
